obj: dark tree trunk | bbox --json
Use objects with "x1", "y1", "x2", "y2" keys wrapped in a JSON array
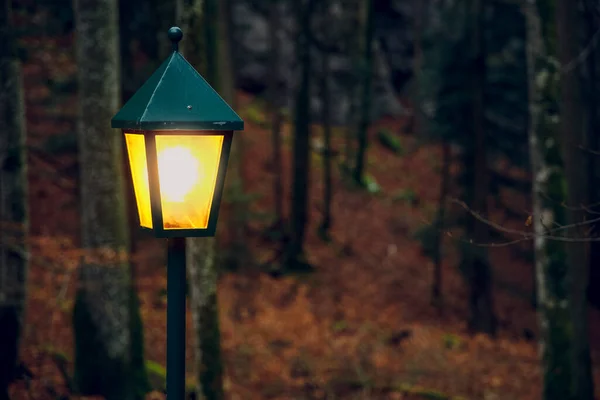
[
  {"x1": 583, "y1": 0, "x2": 600, "y2": 310},
  {"x1": 413, "y1": 0, "x2": 428, "y2": 138},
  {"x1": 287, "y1": 0, "x2": 315, "y2": 270},
  {"x1": 72, "y1": 0, "x2": 146, "y2": 397},
  {"x1": 219, "y1": 0, "x2": 249, "y2": 272},
  {"x1": 177, "y1": 1, "x2": 225, "y2": 397},
  {"x1": 556, "y1": 0, "x2": 595, "y2": 398},
  {"x1": 463, "y1": 0, "x2": 496, "y2": 336},
  {"x1": 319, "y1": 51, "x2": 333, "y2": 241},
  {"x1": 0, "y1": 0, "x2": 28, "y2": 397},
  {"x1": 353, "y1": 0, "x2": 375, "y2": 185},
  {"x1": 269, "y1": 0, "x2": 285, "y2": 238},
  {"x1": 431, "y1": 142, "x2": 450, "y2": 308}
]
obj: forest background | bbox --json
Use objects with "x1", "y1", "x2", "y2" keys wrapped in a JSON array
[{"x1": 3, "y1": 0, "x2": 600, "y2": 399}]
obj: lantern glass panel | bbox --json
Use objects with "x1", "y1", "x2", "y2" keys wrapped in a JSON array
[
  {"x1": 155, "y1": 134, "x2": 224, "y2": 230},
  {"x1": 125, "y1": 133, "x2": 153, "y2": 228}
]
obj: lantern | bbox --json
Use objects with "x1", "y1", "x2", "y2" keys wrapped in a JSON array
[{"x1": 111, "y1": 27, "x2": 244, "y2": 238}]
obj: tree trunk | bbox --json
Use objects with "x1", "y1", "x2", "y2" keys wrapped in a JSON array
[
  {"x1": 186, "y1": 237, "x2": 223, "y2": 400},
  {"x1": 524, "y1": 1, "x2": 572, "y2": 398},
  {"x1": 583, "y1": 0, "x2": 600, "y2": 310},
  {"x1": 431, "y1": 142, "x2": 449, "y2": 308},
  {"x1": 269, "y1": 0, "x2": 285, "y2": 238},
  {"x1": 556, "y1": 0, "x2": 595, "y2": 398},
  {"x1": 352, "y1": 0, "x2": 375, "y2": 185},
  {"x1": 463, "y1": 0, "x2": 496, "y2": 335},
  {"x1": 177, "y1": 1, "x2": 225, "y2": 398},
  {"x1": 72, "y1": 0, "x2": 145, "y2": 398},
  {"x1": 344, "y1": 0, "x2": 363, "y2": 174},
  {"x1": 219, "y1": 0, "x2": 249, "y2": 271},
  {"x1": 0, "y1": 0, "x2": 28, "y2": 397},
  {"x1": 319, "y1": 51, "x2": 333, "y2": 241},
  {"x1": 413, "y1": 0, "x2": 428, "y2": 138},
  {"x1": 287, "y1": 0, "x2": 314, "y2": 270}
]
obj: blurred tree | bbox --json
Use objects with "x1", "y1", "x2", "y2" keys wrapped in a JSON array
[
  {"x1": 583, "y1": 0, "x2": 600, "y2": 310},
  {"x1": 268, "y1": 0, "x2": 286, "y2": 243},
  {"x1": 287, "y1": 0, "x2": 316, "y2": 271},
  {"x1": 352, "y1": 0, "x2": 375, "y2": 185},
  {"x1": 0, "y1": 0, "x2": 29, "y2": 398},
  {"x1": 413, "y1": 0, "x2": 428, "y2": 137},
  {"x1": 419, "y1": 0, "x2": 533, "y2": 332},
  {"x1": 318, "y1": 50, "x2": 333, "y2": 241},
  {"x1": 218, "y1": 0, "x2": 249, "y2": 272},
  {"x1": 117, "y1": 12, "x2": 152, "y2": 398},
  {"x1": 430, "y1": 144, "x2": 450, "y2": 309},
  {"x1": 556, "y1": 0, "x2": 595, "y2": 398},
  {"x1": 178, "y1": 0, "x2": 225, "y2": 398},
  {"x1": 412, "y1": 0, "x2": 448, "y2": 309},
  {"x1": 462, "y1": 0, "x2": 496, "y2": 335},
  {"x1": 524, "y1": 0, "x2": 572, "y2": 398},
  {"x1": 72, "y1": 0, "x2": 148, "y2": 398},
  {"x1": 344, "y1": 0, "x2": 363, "y2": 174}
]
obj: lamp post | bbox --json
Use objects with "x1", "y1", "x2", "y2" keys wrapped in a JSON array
[{"x1": 111, "y1": 27, "x2": 244, "y2": 399}]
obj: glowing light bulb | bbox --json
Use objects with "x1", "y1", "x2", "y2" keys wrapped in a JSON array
[{"x1": 157, "y1": 146, "x2": 200, "y2": 202}]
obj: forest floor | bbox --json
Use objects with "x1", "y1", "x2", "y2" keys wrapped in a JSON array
[{"x1": 9, "y1": 32, "x2": 600, "y2": 400}]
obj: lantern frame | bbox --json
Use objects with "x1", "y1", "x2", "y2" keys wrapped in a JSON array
[{"x1": 122, "y1": 128, "x2": 233, "y2": 238}]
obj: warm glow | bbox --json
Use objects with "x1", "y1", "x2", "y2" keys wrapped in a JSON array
[
  {"x1": 125, "y1": 133, "x2": 153, "y2": 228},
  {"x1": 157, "y1": 146, "x2": 200, "y2": 202},
  {"x1": 156, "y1": 135, "x2": 224, "y2": 230}
]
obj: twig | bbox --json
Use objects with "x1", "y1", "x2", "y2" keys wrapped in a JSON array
[{"x1": 449, "y1": 198, "x2": 600, "y2": 244}]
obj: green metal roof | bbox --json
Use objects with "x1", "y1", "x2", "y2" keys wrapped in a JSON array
[{"x1": 111, "y1": 51, "x2": 244, "y2": 131}]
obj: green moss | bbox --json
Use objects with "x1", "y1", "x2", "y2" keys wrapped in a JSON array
[
  {"x1": 243, "y1": 102, "x2": 269, "y2": 128},
  {"x1": 145, "y1": 360, "x2": 166, "y2": 392},
  {"x1": 442, "y1": 333, "x2": 462, "y2": 350},
  {"x1": 332, "y1": 320, "x2": 348, "y2": 333},
  {"x1": 377, "y1": 129, "x2": 404, "y2": 154},
  {"x1": 392, "y1": 188, "x2": 418, "y2": 205},
  {"x1": 362, "y1": 174, "x2": 382, "y2": 194},
  {"x1": 392, "y1": 382, "x2": 461, "y2": 400}
]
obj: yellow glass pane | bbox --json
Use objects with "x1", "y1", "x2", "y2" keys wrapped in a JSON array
[
  {"x1": 155, "y1": 135, "x2": 224, "y2": 230},
  {"x1": 125, "y1": 133, "x2": 153, "y2": 228}
]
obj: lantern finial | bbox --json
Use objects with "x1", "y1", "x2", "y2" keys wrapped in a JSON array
[{"x1": 168, "y1": 27, "x2": 183, "y2": 52}]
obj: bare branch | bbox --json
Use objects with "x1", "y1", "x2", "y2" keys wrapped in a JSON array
[{"x1": 450, "y1": 198, "x2": 600, "y2": 243}]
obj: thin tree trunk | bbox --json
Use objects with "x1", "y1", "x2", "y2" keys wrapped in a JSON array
[
  {"x1": 0, "y1": 0, "x2": 28, "y2": 397},
  {"x1": 556, "y1": 0, "x2": 595, "y2": 398},
  {"x1": 413, "y1": 0, "x2": 428, "y2": 137},
  {"x1": 319, "y1": 51, "x2": 333, "y2": 241},
  {"x1": 269, "y1": 0, "x2": 285, "y2": 237},
  {"x1": 583, "y1": 0, "x2": 600, "y2": 309},
  {"x1": 353, "y1": 0, "x2": 375, "y2": 185},
  {"x1": 186, "y1": 238, "x2": 223, "y2": 400},
  {"x1": 464, "y1": 0, "x2": 496, "y2": 335},
  {"x1": 220, "y1": 0, "x2": 248, "y2": 271},
  {"x1": 524, "y1": 1, "x2": 572, "y2": 398},
  {"x1": 177, "y1": 1, "x2": 225, "y2": 398},
  {"x1": 431, "y1": 142, "x2": 449, "y2": 308},
  {"x1": 344, "y1": 0, "x2": 363, "y2": 174},
  {"x1": 72, "y1": 0, "x2": 139, "y2": 398},
  {"x1": 287, "y1": 0, "x2": 314, "y2": 270}
]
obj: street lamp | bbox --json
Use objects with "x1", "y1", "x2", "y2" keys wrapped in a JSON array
[{"x1": 111, "y1": 27, "x2": 243, "y2": 399}]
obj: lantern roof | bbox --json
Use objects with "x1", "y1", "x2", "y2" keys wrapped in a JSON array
[{"x1": 112, "y1": 48, "x2": 243, "y2": 131}]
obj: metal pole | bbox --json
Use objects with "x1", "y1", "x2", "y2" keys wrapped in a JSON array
[{"x1": 167, "y1": 237, "x2": 186, "y2": 399}]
